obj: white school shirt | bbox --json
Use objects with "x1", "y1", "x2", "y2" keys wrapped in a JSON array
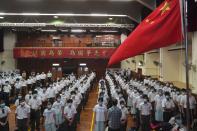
[
  {"x1": 40, "y1": 74, "x2": 46, "y2": 80},
  {"x1": 3, "y1": 85, "x2": 11, "y2": 93},
  {"x1": 120, "y1": 106, "x2": 129, "y2": 120},
  {"x1": 47, "y1": 88, "x2": 56, "y2": 98},
  {"x1": 93, "y1": 104, "x2": 107, "y2": 122},
  {"x1": 64, "y1": 105, "x2": 77, "y2": 119},
  {"x1": 181, "y1": 95, "x2": 197, "y2": 109},
  {"x1": 162, "y1": 99, "x2": 175, "y2": 110},
  {"x1": 29, "y1": 97, "x2": 42, "y2": 110},
  {"x1": 0, "y1": 106, "x2": 11, "y2": 118},
  {"x1": 139, "y1": 102, "x2": 152, "y2": 115},
  {"x1": 15, "y1": 104, "x2": 30, "y2": 119},
  {"x1": 47, "y1": 73, "x2": 52, "y2": 78},
  {"x1": 43, "y1": 108, "x2": 56, "y2": 124},
  {"x1": 52, "y1": 101, "x2": 63, "y2": 114},
  {"x1": 154, "y1": 95, "x2": 165, "y2": 110},
  {"x1": 25, "y1": 94, "x2": 33, "y2": 104}
]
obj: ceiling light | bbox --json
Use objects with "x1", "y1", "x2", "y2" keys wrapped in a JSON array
[
  {"x1": 52, "y1": 63, "x2": 60, "y2": 67},
  {"x1": 61, "y1": 29, "x2": 69, "y2": 32},
  {"x1": 0, "y1": 13, "x2": 126, "y2": 17},
  {"x1": 41, "y1": 29, "x2": 57, "y2": 32},
  {"x1": 109, "y1": 17, "x2": 113, "y2": 20},
  {"x1": 101, "y1": 30, "x2": 118, "y2": 33},
  {"x1": 71, "y1": 29, "x2": 86, "y2": 33},
  {"x1": 54, "y1": 16, "x2": 59, "y2": 19},
  {"x1": 0, "y1": 16, "x2": 4, "y2": 19},
  {"x1": 79, "y1": 63, "x2": 87, "y2": 66}
]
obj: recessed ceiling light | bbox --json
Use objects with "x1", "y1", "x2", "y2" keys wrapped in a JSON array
[
  {"x1": 0, "y1": 16, "x2": 4, "y2": 19},
  {"x1": 109, "y1": 17, "x2": 113, "y2": 20},
  {"x1": 54, "y1": 16, "x2": 59, "y2": 19}
]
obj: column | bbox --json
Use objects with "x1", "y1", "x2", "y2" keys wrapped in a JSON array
[
  {"x1": 159, "y1": 47, "x2": 180, "y2": 82},
  {"x1": 192, "y1": 31, "x2": 197, "y2": 93},
  {"x1": 0, "y1": 31, "x2": 17, "y2": 71}
]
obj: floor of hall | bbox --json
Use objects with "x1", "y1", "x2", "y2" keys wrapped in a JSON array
[{"x1": 8, "y1": 85, "x2": 134, "y2": 131}]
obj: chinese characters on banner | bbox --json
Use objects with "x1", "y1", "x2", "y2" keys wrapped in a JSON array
[{"x1": 13, "y1": 47, "x2": 116, "y2": 59}]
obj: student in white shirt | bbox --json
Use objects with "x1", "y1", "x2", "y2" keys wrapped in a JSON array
[
  {"x1": 3, "y1": 81, "x2": 11, "y2": 106},
  {"x1": 154, "y1": 90, "x2": 165, "y2": 122},
  {"x1": 0, "y1": 99, "x2": 11, "y2": 131},
  {"x1": 52, "y1": 95, "x2": 64, "y2": 127},
  {"x1": 15, "y1": 99, "x2": 30, "y2": 131},
  {"x1": 120, "y1": 100, "x2": 129, "y2": 131},
  {"x1": 162, "y1": 93, "x2": 175, "y2": 122},
  {"x1": 64, "y1": 99, "x2": 77, "y2": 131},
  {"x1": 47, "y1": 71, "x2": 52, "y2": 82},
  {"x1": 93, "y1": 97, "x2": 107, "y2": 131},
  {"x1": 25, "y1": 91, "x2": 33, "y2": 105},
  {"x1": 43, "y1": 102, "x2": 56, "y2": 131},
  {"x1": 139, "y1": 95, "x2": 152, "y2": 131},
  {"x1": 181, "y1": 90, "x2": 197, "y2": 125},
  {"x1": 28, "y1": 93, "x2": 42, "y2": 131}
]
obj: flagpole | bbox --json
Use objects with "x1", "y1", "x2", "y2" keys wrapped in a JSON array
[{"x1": 182, "y1": 0, "x2": 190, "y2": 130}]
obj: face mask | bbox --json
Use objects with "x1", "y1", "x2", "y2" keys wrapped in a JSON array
[
  {"x1": 98, "y1": 102, "x2": 103, "y2": 106},
  {"x1": 144, "y1": 99, "x2": 148, "y2": 103},
  {"x1": 166, "y1": 96, "x2": 170, "y2": 100},
  {"x1": 47, "y1": 105, "x2": 52, "y2": 109},
  {"x1": 18, "y1": 96, "x2": 22, "y2": 99},
  {"x1": 33, "y1": 94, "x2": 37, "y2": 99},
  {"x1": 0, "y1": 103, "x2": 5, "y2": 108},
  {"x1": 20, "y1": 102, "x2": 25, "y2": 106},
  {"x1": 57, "y1": 98, "x2": 61, "y2": 102},
  {"x1": 121, "y1": 104, "x2": 125, "y2": 108},
  {"x1": 68, "y1": 103, "x2": 72, "y2": 107}
]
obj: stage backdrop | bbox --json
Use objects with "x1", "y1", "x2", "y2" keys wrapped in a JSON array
[{"x1": 13, "y1": 47, "x2": 116, "y2": 59}]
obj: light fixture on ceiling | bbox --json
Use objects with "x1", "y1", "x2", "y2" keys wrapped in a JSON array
[
  {"x1": 54, "y1": 16, "x2": 59, "y2": 19},
  {"x1": 52, "y1": 63, "x2": 60, "y2": 67},
  {"x1": 41, "y1": 29, "x2": 57, "y2": 32},
  {"x1": 61, "y1": 29, "x2": 69, "y2": 32},
  {"x1": 79, "y1": 63, "x2": 87, "y2": 66},
  {"x1": 109, "y1": 17, "x2": 113, "y2": 20},
  {"x1": 71, "y1": 29, "x2": 86, "y2": 33},
  {"x1": 0, "y1": 16, "x2": 4, "y2": 19},
  {"x1": 0, "y1": 13, "x2": 127, "y2": 17}
]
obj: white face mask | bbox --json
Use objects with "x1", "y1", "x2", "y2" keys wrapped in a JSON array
[
  {"x1": 68, "y1": 103, "x2": 72, "y2": 107},
  {"x1": 20, "y1": 102, "x2": 25, "y2": 106}
]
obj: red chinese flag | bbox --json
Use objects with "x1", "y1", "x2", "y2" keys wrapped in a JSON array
[{"x1": 108, "y1": 0, "x2": 183, "y2": 66}]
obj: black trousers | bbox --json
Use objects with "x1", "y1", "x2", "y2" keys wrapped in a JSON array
[
  {"x1": 0, "y1": 117, "x2": 9, "y2": 131},
  {"x1": 183, "y1": 108, "x2": 196, "y2": 125},
  {"x1": 163, "y1": 111, "x2": 172, "y2": 122},
  {"x1": 30, "y1": 109, "x2": 41, "y2": 131},
  {"x1": 140, "y1": 115, "x2": 151, "y2": 131},
  {"x1": 108, "y1": 127, "x2": 120, "y2": 131},
  {"x1": 120, "y1": 122, "x2": 127, "y2": 131},
  {"x1": 17, "y1": 118, "x2": 28, "y2": 131}
]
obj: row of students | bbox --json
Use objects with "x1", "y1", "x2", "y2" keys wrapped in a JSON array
[
  {"x1": 1, "y1": 71, "x2": 95, "y2": 131},
  {"x1": 110, "y1": 71, "x2": 196, "y2": 130}
]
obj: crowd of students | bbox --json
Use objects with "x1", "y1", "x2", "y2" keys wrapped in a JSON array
[
  {"x1": 0, "y1": 70, "x2": 96, "y2": 131},
  {"x1": 93, "y1": 70, "x2": 197, "y2": 131}
]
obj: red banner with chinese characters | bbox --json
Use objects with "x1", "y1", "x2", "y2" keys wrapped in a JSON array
[{"x1": 13, "y1": 47, "x2": 116, "y2": 59}]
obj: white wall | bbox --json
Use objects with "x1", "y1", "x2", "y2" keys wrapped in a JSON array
[
  {"x1": 0, "y1": 31, "x2": 16, "y2": 71},
  {"x1": 191, "y1": 31, "x2": 197, "y2": 93},
  {"x1": 144, "y1": 53, "x2": 159, "y2": 77}
]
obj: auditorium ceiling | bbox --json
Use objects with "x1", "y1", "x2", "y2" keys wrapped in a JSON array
[{"x1": 0, "y1": 0, "x2": 163, "y2": 31}]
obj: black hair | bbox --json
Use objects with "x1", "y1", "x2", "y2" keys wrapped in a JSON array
[{"x1": 112, "y1": 99, "x2": 118, "y2": 106}]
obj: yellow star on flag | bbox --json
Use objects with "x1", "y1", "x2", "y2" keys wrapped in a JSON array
[{"x1": 160, "y1": 1, "x2": 170, "y2": 15}]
